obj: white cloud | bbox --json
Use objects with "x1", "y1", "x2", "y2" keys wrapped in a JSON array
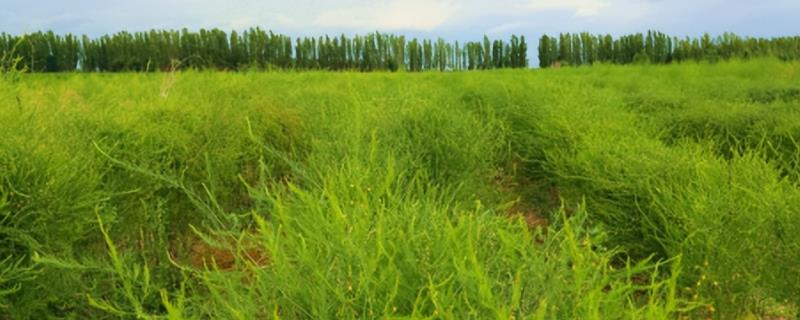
[
  {"x1": 222, "y1": 17, "x2": 258, "y2": 30},
  {"x1": 315, "y1": 0, "x2": 455, "y2": 31},
  {"x1": 1, "y1": 0, "x2": 798, "y2": 41},
  {"x1": 219, "y1": 13, "x2": 296, "y2": 30},
  {"x1": 487, "y1": 21, "x2": 529, "y2": 34},
  {"x1": 526, "y1": 0, "x2": 610, "y2": 17}
]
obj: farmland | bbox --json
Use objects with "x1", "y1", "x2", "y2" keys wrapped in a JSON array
[{"x1": 1, "y1": 59, "x2": 800, "y2": 319}]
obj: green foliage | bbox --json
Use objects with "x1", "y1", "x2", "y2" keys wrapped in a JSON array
[
  {"x1": 1, "y1": 61, "x2": 799, "y2": 319},
  {"x1": 0, "y1": 36, "x2": 27, "y2": 83},
  {"x1": 540, "y1": 31, "x2": 800, "y2": 68},
  {"x1": 0, "y1": 30, "x2": 528, "y2": 73}
]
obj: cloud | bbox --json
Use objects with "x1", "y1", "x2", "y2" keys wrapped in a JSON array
[
  {"x1": 526, "y1": 0, "x2": 610, "y2": 17},
  {"x1": 1, "y1": 0, "x2": 798, "y2": 42},
  {"x1": 221, "y1": 17, "x2": 258, "y2": 30},
  {"x1": 487, "y1": 21, "x2": 529, "y2": 34},
  {"x1": 315, "y1": 0, "x2": 455, "y2": 31},
  {"x1": 219, "y1": 13, "x2": 296, "y2": 30}
]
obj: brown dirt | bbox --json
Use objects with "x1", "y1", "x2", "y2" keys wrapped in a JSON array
[
  {"x1": 492, "y1": 161, "x2": 554, "y2": 235},
  {"x1": 182, "y1": 234, "x2": 270, "y2": 271},
  {"x1": 507, "y1": 201, "x2": 549, "y2": 232}
]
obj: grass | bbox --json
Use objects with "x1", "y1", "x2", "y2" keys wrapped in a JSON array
[{"x1": 0, "y1": 59, "x2": 799, "y2": 319}]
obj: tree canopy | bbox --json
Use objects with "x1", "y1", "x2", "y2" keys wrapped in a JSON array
[
  {"x1": 0, "y1": 29, "x2": 529, "y2": 72},
  {"x1": 538, "y1": 31, "x2": 800, "y2": 68}
]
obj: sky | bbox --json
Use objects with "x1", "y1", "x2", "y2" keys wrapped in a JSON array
[{"x1": 1, "y1": 0, "x2": 799, "y2": 61}]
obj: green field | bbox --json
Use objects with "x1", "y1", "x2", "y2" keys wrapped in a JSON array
[{"x1": 1, "y1": 60, "x2": 800, "y2": 319}]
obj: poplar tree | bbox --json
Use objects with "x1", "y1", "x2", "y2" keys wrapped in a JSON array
[
  {"x1": 0, "y1": 29, "x2": 527, "y2": 72},
  {"x1": 539, "y1": 35, "x2": 552, "y2": 68},
  {"x1": 558, "y1": 33, "x2": 571, "y2": 65}
]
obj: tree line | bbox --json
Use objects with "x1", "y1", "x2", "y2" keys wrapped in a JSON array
[
  {"x1": 0, "y1": 28, "x2": 528, "y2": 72},
  {"x1": 538, "y1": 31, "x2": 800, "y2": 68}
]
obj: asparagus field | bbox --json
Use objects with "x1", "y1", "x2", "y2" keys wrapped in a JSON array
[{"x1": 1, "y1": 59, "x2": 800, "y2": 319}]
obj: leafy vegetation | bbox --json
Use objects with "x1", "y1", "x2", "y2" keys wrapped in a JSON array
[
  {"x1": 0, "y1": 59, "x2": 799, "y2": 319},
  {"x1": 0, "y1": 29, "x2": 528, "y2": 72},
  {"x1": 539, "y1": 31, "x2": 800, "y2": 67}
]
